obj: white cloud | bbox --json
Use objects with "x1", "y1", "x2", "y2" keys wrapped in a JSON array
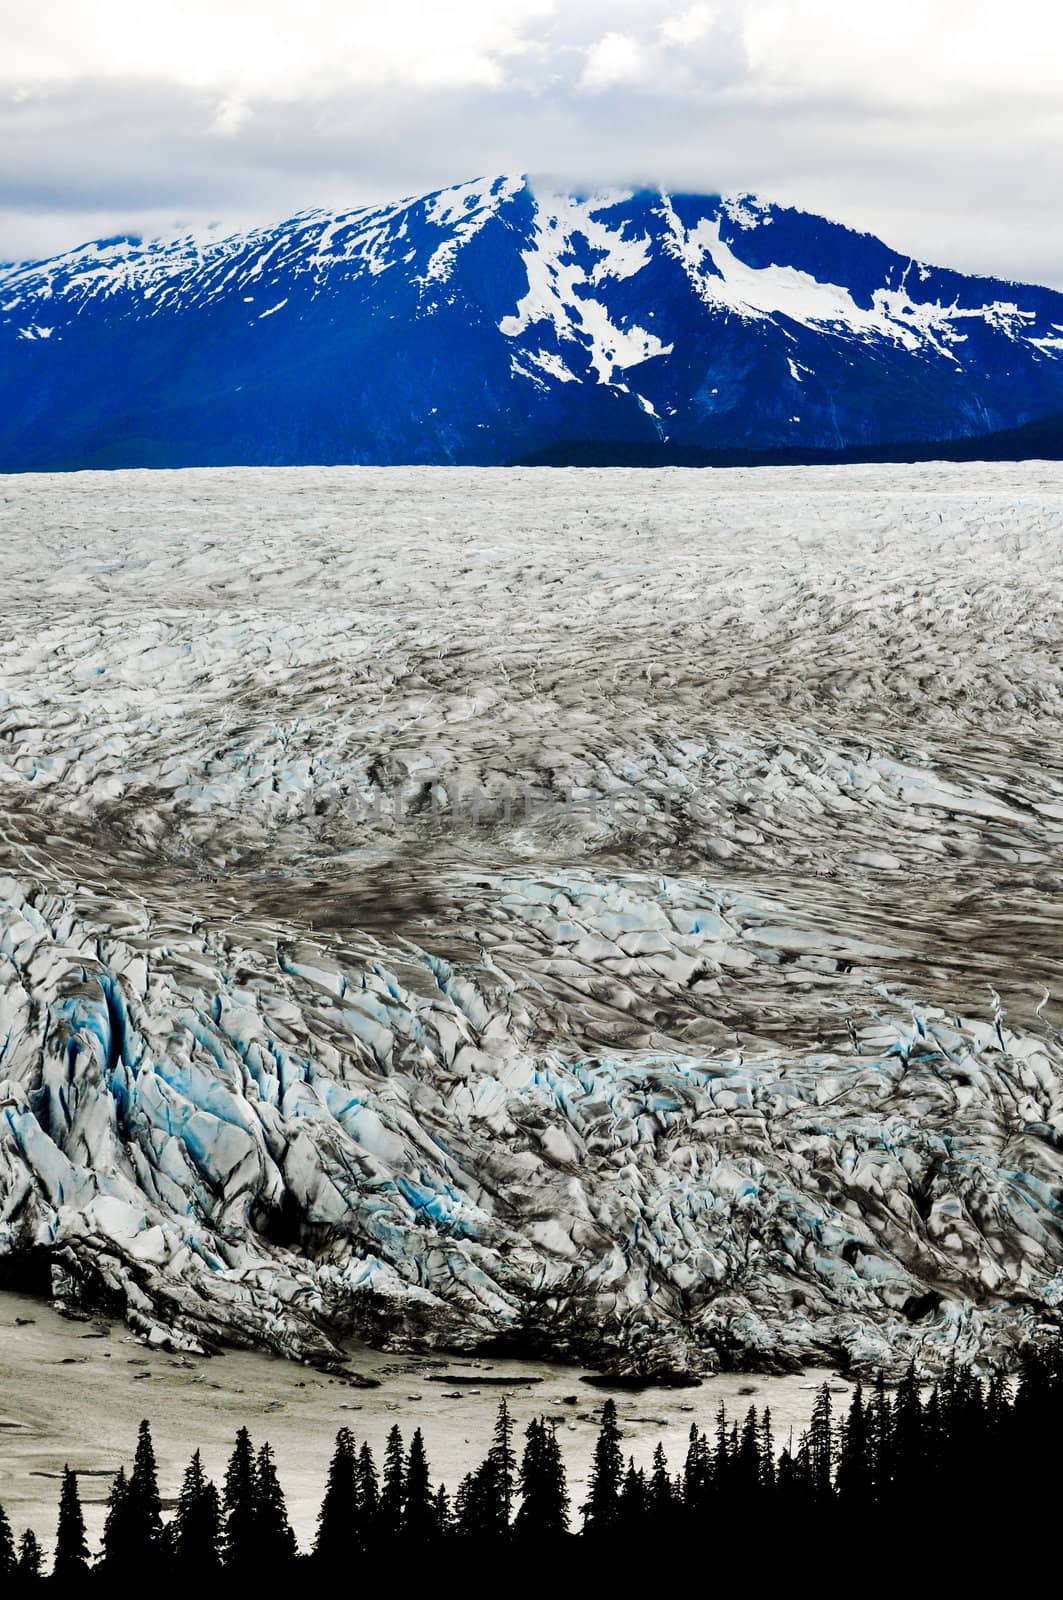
[
  {"x1": 580, "y1": 31, "x2": 643, "y2": 90},
  {"x1": 743, "y1": 0, "x2": 1063, "y2": 105},
  {"x1": 209, "y1": 94, "x2": 252, "y2": 138},
  {"x1": 0, "y1": 1, "x2": 557, "y2": 96},
  {"x1": 0, "y1": 0, "x2": 1059, "y2": 288},
  {"x1": 660, "y1": 4, "x2": 717, "y2": 47}
]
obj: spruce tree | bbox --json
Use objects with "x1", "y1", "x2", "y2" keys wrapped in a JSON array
[
  {"x1": 758, "y1": 1409, "x2": 776, "y2": 1491},
  {"x1": 100, "y1": 1466, "x2": 134, "y2": 1574},
  {"x1": 648, "y1": 1442, "x2": 674, "y2": 1524},
  {"x1": 18, "y1": 1529, "x2": 42, "y2": 1581},
  {"x1": 253, "y1": 1442, "x2": 297, "y2": 1569},
  {"x1": 683, "y1": 1423, "x2": 709, "y2": 1512},
  {"x1": 316, "y1": 1427, "x2": 360, "y2": 1564},
  {"x1": 222, "y1": 1426, "x2": 257, "y2": 1570},
  {"x1": 736, "y1": 1406, "x2": 761, "y2": 1492},
  {"x1": 620, "y1": 1460, "x2": 647, "y2": 1524},
  {"x1": 454, "y1": 1460, "x2": 498, "y2": 1541},
  {"x1": 582, "y1": 1400, "x2": 623, "y2": 1534},
  {"x1": 808, "y1": 1384, "x2": 834, "y2": 1503},
  {"x1": 127, "y1": 1417, "x2": 163, "y2": 1562},
  {"x1": 0, "y1": 1503, "x2": 15, "y2": 1577},
  {"x1": 53, "y1": 1467, "x2": 89, "y2": 1578},
  {"x1": 515, "y1": 1417, "x2": 569, "y2": 1542},
  {"x1": 173, "y1": 1449, "x2": 221, "y2": 1576},
  {"x1": 836, "y1": 1383, "x2": 871, "y2": 1507},
  {"x1": 890, "y1": 1363, "x2": 924, "y2": 1505},
  {"x1": 712, "y1": 1399, "x2": 730, "y2": 1487},
  {"x1": 379, "y1": 1424, "x2": 406, "y2": 1538},
  {"x1": 489, "y1": 1399, "x2": 516, "y2": 1534},
  {"x1": 403, "y1": 1429, "x2": 437, "y2": 1542},
  {"x1": 434, "y1": 1484, "x2": 451, "y2": 1539},
  {"x1": 0, "y1": 1497, "x2": 14, "y2": 1574},
  {"x1": 868, "y1": 1371, "x2": 893, "y2": 1503},
  {"x1": 358, "y1": 1441, "x2": 380, "y2": 1532}
]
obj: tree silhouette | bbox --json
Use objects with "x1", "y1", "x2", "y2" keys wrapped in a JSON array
[
  {"x1": 0, "y1": 1503, "x2": 15, "y2": 1577},
  {"x1": 379, "y1": 1424, "x2": 406, "y2": 1539},
  {"x1": 489, "y1": 1399, "x2": 516, "y2": 1534},
  {"x1": 173, "y1": 1449, "x2": 221, "y2": 1576},
  {"x1": 836, "y1": 1383, "x2": 872, "y2": 1507},
  {"x1": 620, "y1": 1458, "x2": 647, "y2": 1524},
  {"x1": 647, "y1": 1442, "x2": 675, "y2": 1528},
  {"x1": 100, "y1": 1466, "x2": 134, "y2": 1575},
  {"x1": 127, "y1": 1417, "x2": 163, "y2": 1562},
  {"x1": 316, "y1": 1427, "x2": 360, "y2": 1565},
  {"x1": 808, "y1": 1384, "x2": 834, "y2": 1503},
  {"x1": 515, "y1": 1417, "x2": 569, "y2": 1541},
  {"x1": 403, "y1": 1428, "x2": 437, "y2": 1542},
  {"x1": 582, "y1": 1400, "x2": 623, "y2": 1534},
  {"x1": 18, "y1": 1529, "x2": 42, "y2": 1581},
  {"x1": 358, "y1": 1441, "x2": 380, "y2": 1532},
  {"x1": 222, "y1": 1427, "x2": 257, "y2": 1571},
  {"x1": 53, "y1": 1467, "x2": 89, "y2": 1578},
  {"x1": 253, "y1": 1442, "x2": 297, "y2": 1569}
]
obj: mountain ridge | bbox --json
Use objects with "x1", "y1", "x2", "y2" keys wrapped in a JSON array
[{"x1": 2, "y1": 173, "x2": 1063, "y2": 470}]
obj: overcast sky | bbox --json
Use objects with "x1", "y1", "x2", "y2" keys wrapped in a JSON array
[{"x1": 2, "y1": 0, "x2": 1061, "y2": 286}]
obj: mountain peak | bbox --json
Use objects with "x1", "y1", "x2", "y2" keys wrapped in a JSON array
[{"x1": 1, "y1": 176, "x2": 1062, "y2": 470}]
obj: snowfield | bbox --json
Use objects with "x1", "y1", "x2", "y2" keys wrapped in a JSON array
[{"x1": 2, "y1": 463, "x2": 1063, "y2": 1376}]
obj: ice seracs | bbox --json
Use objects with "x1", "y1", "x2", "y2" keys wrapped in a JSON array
[{"x1": 3, "y1": 463, "x2": 1063, "y2": 1373}]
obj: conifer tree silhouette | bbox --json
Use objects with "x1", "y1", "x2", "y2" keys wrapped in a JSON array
[
  {"x1": 648, "y1": 1442, "x2": 675, "y2": 1527},
  {"x1": 124, "y1": 1419, "x2": 163, "y2": 1567},
  {"x1": 222, "y1": 1426, "x2": 257, "y2": 1570},
  {"x1": 515, "y1": 1416, "x2": 569, "y2": 1542},
  {"x1": 173, "y1": 1449, "x2": 221, "y2": 1575},
  {"x1": 434, "y1": 1483, "x2": 452, "y2": 1539},
  {"x1": 808, "y1": 1384, "x2": 834, "y2": 1503},
  {"x1": 358, "y1": 1441, "x2": 380, "y2": 1534},
  {"x1": 379, "y1": 1424, "x2": 406, "y2": 1538},
  {"x1": 18, "y1": 1528, "x2": 42, "y2": 1582},
  {"x1": 100, "y1": 1466, "x2": 134, "y2": 1574},
  {"x1": 253, "y1": 1442, "x2": 297, "y2": 1569},
  {"x1": 316, "y1": 1427, "x2": 360, "y2": 1564},
  {"x1": 403, "y1": 1428, "x2": 437, "y2": 1542},
  {"x1": 53, "y1": 1467, "x2": 89, "y2": 1578},
  {"x1": 489, "y1": 1399, "x2": 516, "y2": 1533},
  {"x1": 0, "y1": 1502, "x2": 15, "y2": 1577},
  {"x1": 582, "y1": 1400, "x2": 623, "y2": 1533}
]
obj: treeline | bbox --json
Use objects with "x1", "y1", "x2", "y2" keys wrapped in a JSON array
[{"x1": 4, "y1": 1347, "x2": 1062, "y2": 1586}]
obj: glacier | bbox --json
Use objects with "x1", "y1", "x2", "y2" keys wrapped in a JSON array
[
  {"x1": 3, "y1": 462, "x2": 1063, "y2": 1375},
  {"x1": 2, "y1": 175, "x2": 1063, "y2": 469}
]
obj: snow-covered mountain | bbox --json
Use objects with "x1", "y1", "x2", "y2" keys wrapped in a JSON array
[{"x1": 2, "y1": 174, "x2": 1063, "y2": 469}]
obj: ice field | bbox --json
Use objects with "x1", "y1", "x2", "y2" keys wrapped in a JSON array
[{"x1": 2, "y1": 463, "x2": 1063, "y2": 1375}]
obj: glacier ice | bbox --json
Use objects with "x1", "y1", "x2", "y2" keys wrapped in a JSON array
[{"x1": 2, "y1": 462, "x2": 1063, "y2": 1375}]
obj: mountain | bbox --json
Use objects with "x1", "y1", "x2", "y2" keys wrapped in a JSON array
[{"x1": 2, "y1": 174, "x2": 1063, "y2": 470}]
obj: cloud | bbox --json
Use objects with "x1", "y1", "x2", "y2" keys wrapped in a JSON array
[
  {"x1": 210, "y1": 95, "x2": 253, "y2": 138},
  {"x1": 1, "y1": 1, "x2": 557, "y2": 95},
  {"x1": 660, "y1": 5, "x2": 717, "y2": 47},
  {"x1": 0, "y1": 1, "x2": 1059, "y2": 289},
  {"x1": 580, "y1": 33, "x2": 643, "y2": 90}
]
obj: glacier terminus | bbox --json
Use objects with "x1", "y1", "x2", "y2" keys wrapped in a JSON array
[{"x1": 2, "y1": 463, "x2": 1063, "y2": 1378}]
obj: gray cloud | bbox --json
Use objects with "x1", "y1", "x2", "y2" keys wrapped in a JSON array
[{"x1": 1, "y1": 2, "x2": 1060, "y2": 288}]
